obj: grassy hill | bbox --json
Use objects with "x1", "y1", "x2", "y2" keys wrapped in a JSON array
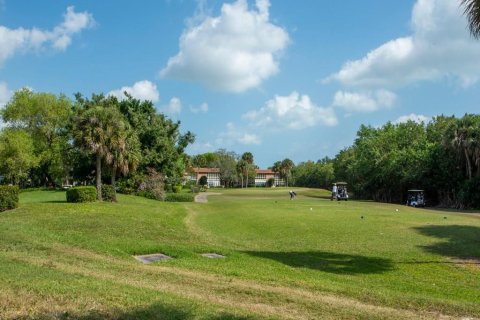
[{"x1": 0, "y1": 188, "x2": 479, "y2": 319}]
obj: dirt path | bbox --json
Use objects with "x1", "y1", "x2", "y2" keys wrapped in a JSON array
[{"x1": 194, "y1": 192, "x2": 221, "y2": 203}]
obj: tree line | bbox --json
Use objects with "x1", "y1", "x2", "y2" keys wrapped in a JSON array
[
  {"x1": 293, "y1": 114, "x2": 480, "y2": 209},
  {"x1": 0, "y1": 89, "x2": 194, "y2": 201}
]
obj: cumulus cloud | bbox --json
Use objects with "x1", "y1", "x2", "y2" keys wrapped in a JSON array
[
  {"x1": 0, "y1": 6, "x2": 94, "y2": 66},
  {"x1": 160, "y1": 0, "x2": 289, "y2": 92},
  {"x1": 108, "y1": 80, "x2": 160, "y2": 103},
  {"x1": 325, "y1": 0, "x2": 480, "y2": 88},
  {"x1": 190, "y1": 102, "x2": 209, "y2": 113},
  {"x1": 333, "y1": 89, "x2": 397, "y2": 113},
  {"x1": 393, "y1": 113, "x2": 430, "y2": 124},
  {"x1": 215, "y1": 122, "x2": 261, "y2": 146},
  {"x1": 164, "y1": 97, "x2": 182, "y2": 114},
  {"x1": 243, "y1": 91, "x2": 338, "y2": 130}
]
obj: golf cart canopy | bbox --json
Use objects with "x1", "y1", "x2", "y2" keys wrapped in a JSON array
[
  {"x1": 335, "y1": 182, "x2": 348, "y2": 185},
  {"x1": 407, "y1": 189, "x2": 424, "y2": 192}
]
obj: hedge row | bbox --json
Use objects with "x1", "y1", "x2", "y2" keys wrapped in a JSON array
[
  {"x1": 66, "y1": 186, "x2": 97, "y2": 203},
  {"x1": 0, "y1": 186, "x2": 19, "y2": 212},
  {"x1": 102, "y1": 185, "x2": 115, "y2": 202},
  {"x1": 164, "y1": 193, "x2": 195, "y2": 202}
]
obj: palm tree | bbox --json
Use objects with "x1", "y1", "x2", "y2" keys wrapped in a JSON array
[
  {"x1": 271, "y1": 161, "x2": 282, "y2": 186},
  {"x1": 107, "y1": 126, "x2": 141, "y2": 201},
  {"x1": 236, "y1": 159, "x2": 247, "y2": 188},
  {"x1": 461, "y1": 0, "x2": 480, "y2": 38},
  {"x1": 281, "y1": 158, "x2": 294, "y2": 187},
  {"x1": 73, "y1": 106, "x2": 124, "y2": 200},
  {"x1": 451, "y1": 115, "x2": 476, "y2": 179},
  {"x1": 241, "y1": 152, "x2": 254, "y2": 187}
]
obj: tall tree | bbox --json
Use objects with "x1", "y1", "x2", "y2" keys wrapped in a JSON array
[
  {"x1": 73, "y1": 103, "x2": 126, "y2": 200},
  {"x1": 461, "y1": 0, "x2": 480, "y2": 38},
  {"x1": 117, "y1": 93, "x2": 194, "y2": 184},
  {"x1": 1, "y1": 88, "x2": 72, "y2": 186},
  {"x1": 0, "y1": 129, "x2": 39, "y2": 185},
  {"x1": 241, "y1": 152, "x2": 254, "y2": 187},
  {"x1": 214, "y1": 149, "x2": 238, "y2": 187},
  {"x1": 281, "y1": 158, "x2": 294, "y2": 187},
  {"x1": 107, "y1": 124, "x2": 141, "y2": 202}
]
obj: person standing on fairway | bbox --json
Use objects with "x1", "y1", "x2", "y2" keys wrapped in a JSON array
[{"x1": 331, "y1": 183, "x2": 337, "y2": 200}]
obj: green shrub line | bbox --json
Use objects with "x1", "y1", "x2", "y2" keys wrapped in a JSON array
[
  {"x1": 66, "y1": 186, "x2": 97, "y2": 203},
  {"x1": 164, "y1": 193, "x2": 195, "y2": 202},
  {"x1": 0, "y1": 185, "x2": 19, "y2": 212}
]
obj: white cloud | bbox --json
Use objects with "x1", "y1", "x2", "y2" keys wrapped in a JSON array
[
  {"x1": 108, "y1": 80, "x2": 160, "y2": 103},
  {"x1": 333, "y1": 89, "x2": 397, "y2": 113},
  {"x1": 190, "y1": 102, "x2": 209, "y2": 113},
  {"x1": 0, "y1": 6, "x2": 94, "y2": 66},
  {"x1": 215, "y1": 122, "x2": 261, "y2": 146},
  {"x1": 393, "y1": 113, "x2": 430, "y2": 124},
  {"x1": 325, "y1": 0, "x2": 480, "y2": 88},
  {"x1": 164, "y1": 97, "x2": 182, "y2": 114},
  {"x1": 243, "y1": 91, "x2": 338, "y2": 130},
  {"x1": 160, "y1": 0, "x2": 289, "y2": 93}
]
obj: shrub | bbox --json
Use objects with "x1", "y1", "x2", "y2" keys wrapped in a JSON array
[
  {"x1": 199, "y1": 175, "x2": 208, "y2": 186},
  {"x1": 164, "y1": 193, "x2": 195, "y2": 202},
  {"x1": 66, "y1": 186, "x2": 97, "y2": 203},
  {"x1": 0, "y1": 186, "x2": 19, "y2": 212},
  {"x1": 137, "y1": 168, "x2": 165, "y2": 200},
  {"x1": 266, "y1": 178, "x2": 275, "y2": 187},
  {"x1": 458, "y1": 177, "x2": 480, "y2": 209},
  {"x1": 173, "y1": 185, "x2": 182, "y2": 193},
  {"x1": 102, "y1": 185, "x2": 115, "y2": 202}
]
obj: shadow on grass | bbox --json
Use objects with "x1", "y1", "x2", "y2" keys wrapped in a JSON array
[
  {"x1": 243, "y1": 250, "x2": 393, "y2": 274},
  {"x1": 414, "y1": 225, "x2": 480, "y2": 260},
  {"x1": 41, "y1": 302, "x2": 255, "y2": 320}
]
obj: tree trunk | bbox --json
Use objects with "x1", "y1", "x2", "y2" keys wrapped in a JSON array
[
  {"x1": 245, "y1": 168, "x2": 248, "y2": 188},
  {"x1": 111, "y1": 167, "x2": 117, "y2": 202},
  {"x1": 464, "y1": 147, "x2": 472, "y2": 179},
  {"x1": 96, "y1": 153, "x2": 103, "y2": 201}
]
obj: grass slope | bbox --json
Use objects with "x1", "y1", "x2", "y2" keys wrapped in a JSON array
[{"x1": 0, "y1": 188, "x2": 479, "y2": 319}]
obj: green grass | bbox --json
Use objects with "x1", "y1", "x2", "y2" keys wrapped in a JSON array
[{"x1": 0, "y1": 188, "x2": 479, "y2": 319}]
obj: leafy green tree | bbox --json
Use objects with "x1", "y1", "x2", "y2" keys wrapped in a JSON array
[
  {"x1": 214, "y1": 149, "x2": 238, "y2": 187},
  {"x1": 116, "y1": 93, "x2": 194, "y2": 184},
  {"x1": 0, "y1": 129, "x2": 39, "y2": 185},
  {"x1": 1, "y1": 88, "x2": 72, "y2": 186},
  {"x1": 191, "y1": 152, "x2": 218, "y2": 168}
]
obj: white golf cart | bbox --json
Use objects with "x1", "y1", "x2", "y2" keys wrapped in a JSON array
[
  {"x1": 406, "y1": 189, "x2": 425, "y2": 207},
  {"x1": 331, "y1": 182, "x2": 349, "y2": 201}
]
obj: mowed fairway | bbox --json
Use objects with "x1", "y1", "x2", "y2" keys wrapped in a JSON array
[{"x1": 1, "y1": 189, "x2": 479, "y2": 319}]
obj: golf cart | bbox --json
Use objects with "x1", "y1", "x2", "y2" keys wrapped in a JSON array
[
  {"x1": 332, "y1": 182, "x2": 349, "y2": 201},
  {"x1": 406, "y1": 189, "x2": 425, "y2": 207}
]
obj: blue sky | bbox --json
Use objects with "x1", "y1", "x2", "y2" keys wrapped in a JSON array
[{"x1": 1, "y1": 0, "x2": 479, "y2": 168}]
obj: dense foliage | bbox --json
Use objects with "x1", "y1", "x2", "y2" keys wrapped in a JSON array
[
  {"x1": 0, "y1": 89, "x2": 194, "y2": 203},
  {"x1": 0, "y1": 185, "x2": 19, "y2": 212},
  {"x1": 66, "y1": 186, "x2": 97, "y2": 203}
]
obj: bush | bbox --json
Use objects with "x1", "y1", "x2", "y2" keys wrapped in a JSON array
[
  {"x1": 164, "y1": 193, "x2": 195, "y2": 202},
  {"x1": 66, "y1": 186, "x2": 97, "y2": 203},
  {"x1": 173, "y1": 185, "x2": 182, "y2": 193},
  {"x1": 137, "y1": 168, "x2": 165, "y2": 200},
  {"x1": 458, "y1": 177, "x2": 480, "y2": 209},
  {"x1": 0, "y1": 186, "x2": 19, "y2": 212},
  {"x1": 102, "y1": 185, "x2": 115, "y2": 202},
  {"x1": 199, "y1": 175, "x2": 208, "y2": 186},
  {"x1": 266, "y1": 178, "x2": 275, "y2": 187}
]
